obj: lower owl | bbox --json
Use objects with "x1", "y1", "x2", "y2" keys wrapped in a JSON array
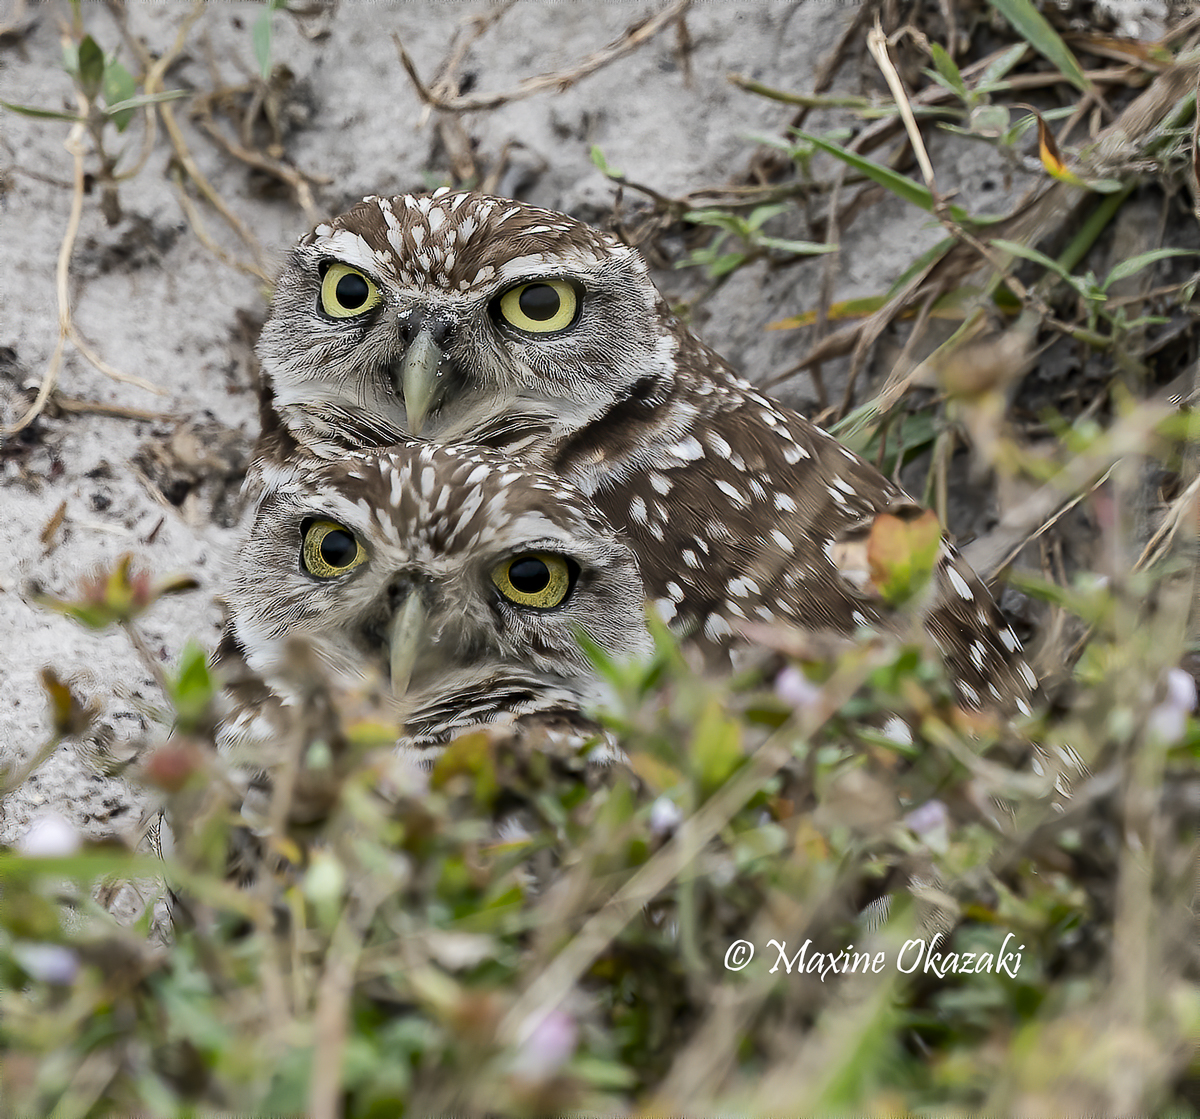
[{"x1": 217, "y1": 440, "x2": 652, "y2": 754}]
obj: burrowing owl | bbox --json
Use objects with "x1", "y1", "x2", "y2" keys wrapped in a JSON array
[
  {"x1": 220, "y1": 440, "x2": 651, "y2": 752},
  {"x1": 256, "y1": 190, "x2": 1036, "y2": 714}
]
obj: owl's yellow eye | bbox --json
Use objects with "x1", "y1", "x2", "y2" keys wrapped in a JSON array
[
  {"x1": 491, "y1": 553, "x2": 573, "y2": 608},
  {"x1": 495, "y1": 280, "x2": 579, "y2": 334},
  {"x1": 302, "y1": 520, "x2": 367, "y2": 578},
  {"x1": 320, "y1": 263, "x2": 381, "y2": 319}
]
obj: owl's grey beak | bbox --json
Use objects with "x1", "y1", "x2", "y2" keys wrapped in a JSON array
[
  {"x1": 387, "y1": 592, "x2": 426, "y2": 695},
  {"x1": 400, "y1": 325, "x2": 447, "y2": 436}
]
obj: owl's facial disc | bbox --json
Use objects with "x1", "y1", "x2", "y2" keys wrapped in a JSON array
[
  {"x1": 392, "y1": 279, "x2": 585, "y2": 437},
  {"x1": 369, "y1": 546, "x2": 582, "y2": 700}
]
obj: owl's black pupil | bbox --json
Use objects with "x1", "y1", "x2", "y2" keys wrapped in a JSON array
[
  {"x1": 320, "y1": 529, "x2": 358, "y2": 568},
  {"x1": 335, "y1": 272, "x2": 370, "y2": 309},
  {"x1": 518, "y1": 284, "x2": 560, "y2": 321},
  {"x1": 509, "y1": 557, "x2": 550, "y2": 594}
]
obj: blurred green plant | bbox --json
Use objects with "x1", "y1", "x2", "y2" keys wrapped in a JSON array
[
  {"x1": 253, "y1": 0, "x2": 291, "y2": 80},
  {"x1": 1, "y1": 28, "x2": 186, "y2": 223},
  {"x1": 1, "y1": 529, "x2": 1196, "y2": 1112},
  {"x1": 677, "y1": 203, "x2": 837, "y2": 279}
]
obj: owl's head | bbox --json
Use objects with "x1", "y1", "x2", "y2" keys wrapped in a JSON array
[
  {"x1": 259, "y1": 190, "x2": 669, "y2": 453},
  {"x1": 226, "y1": 441, "x2": 651, "y2": 740}
]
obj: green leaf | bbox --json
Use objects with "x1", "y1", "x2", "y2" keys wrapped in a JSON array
[
  {"x1": 1007, "y1": 569, "x2": 1114, "y2": 626},
  {"x1": 253, "y1": 2, "x2": 276, "y2": 79},
  {"x1": 978, "y1": 42, "x2": 1030, "y2": 89},
  {"x1": 745, "y1": 202, "x2": 789, "y2": 230},
  {"x1": 853, "y1": 407, "x2": 940, "y2": 475},
  {"x1": 0, "y1": 101, "x2": 84, "y2": 124},
  {"x1": 590, "y1": 144, "x2": 624, "y2": 179},
  {"x1": 929, "y1": 42, "x2": 968, "y2": 100},
  {"x1": 796, "y1": 131, "x2": 934, "y2": 212},
  {"x1": 756, "y1": 235, "x2": 839, "y2": 256},
  {"x1": 1084, "y1": 178, "x2": 1130, "y2": 195},
  {"x1": 33, "y1": 557, "x2": 199, "y2": 630},
  {"x1": 867, "y1": 510, "x2": 942, "y2": 606},
  {"x1": 690, "y1": 697, "x2": 742, "y2": 798},
  {"x1": 103, "y1": 89, "x2": 190, "y2": 116},
  {"x1": 683, "y1": 209, "x2": 748, "y2": 235},
  {"x1": 0, "y1": 851, "x2": 163, "y2": 882},
  {"x1": 1103, "y1": 248, "x2": 1197, "y2": 290},
  {"x1": 989, "y1": 237, "x2": 1074, "y2": 282},
  {"x1": 794, "y1": 131, "x2": 974, "y2": 224},
  {"x1": 167, "y1": 641, "x2": 218, "y2": 731},
  {"x1": 102, "y1": 56, "x2": 137, "y2": 131},
  {"x1": 77, "y1": 35, "x2": 105, "y2": 99},
  {"x1": 704, "y1": 251, "x2": 748, "y2": 277},
  {"x1": 986, "y1": 0, "x2": 1092, "y2": 93}
]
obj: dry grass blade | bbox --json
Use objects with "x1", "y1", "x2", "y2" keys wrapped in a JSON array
[
  {"x1": 1191, "y1": 71, "x2": 1200, "y2": 222},
  {"x1": 1134, "y1": 471, "x2": 1200, "y2": 574},
  {"x1": 395, "y1": 0, "x2": 691, "y2": 113},
  {"x1": 46, "y1": 396, "x2": 177, "y2": 422},
  {"x1": 822, "y1": 49, "x2": 1200, "y2": 424},
  {"x1": 726, "y1": 73, "x2": 876, "y2": 110},
  {"x1": 310, "y1": 898, "x2": 376, "y2": 1119},
  {"x1": 192, "y1": 103, "x2": 329, "y2": 228},
  {"x1": 866, "y1": 19, "x2": 935, "y2": 188},
  {"x1": 115, "y1": 0, "x2": 270, "y2": 278},
  {"x1": 429, "y1": 0, "x2": 520, "y2": 105},
  {"x1": 3, "y1": 98, "x2": 82, "y2": 435},
  {"x1": 2, "y1": 90, "x2": 157, "y2": 432}
]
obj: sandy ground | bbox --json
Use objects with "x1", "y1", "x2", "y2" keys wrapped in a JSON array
[{"x1": 0, "y1": 0, "x2": 1034, "y2": 848}]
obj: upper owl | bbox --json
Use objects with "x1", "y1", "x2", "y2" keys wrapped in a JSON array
[
  {"x1": 257, "y1": 189, "x2": 1036, "y2": 714},
  {"x1": 259, "y1": 189, "x2": 663, "y2": 458},
  {"x1": 221, "y1": 440, "x2": 651, "y2": 751}
]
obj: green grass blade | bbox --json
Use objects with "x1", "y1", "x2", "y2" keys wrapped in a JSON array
[
  {"x1": 990, "y1": 237, "x2": 1073, "y2": 281},
  {"x1": 987, "y1": 0, "x2": 1092, "y2": 92},
  {"x1": 1104, "y1": 248, "x2": 1197, "y2": 289},
  {"x1": 0, "y1": 100, "x2": 84, "y2": 123},
  {"x1": 794, "y1": 131, "x2": 934, "y2": 212},
  {"x1": 104, "y1": 89, "x2": 190, "y2": 115}
]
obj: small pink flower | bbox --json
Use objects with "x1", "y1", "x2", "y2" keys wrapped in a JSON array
[
  {"x1": 513, "y1": 1009, "x2": 578, "y2": 1081},
  {"x1": 13, "y1": 943, "x2": 79, "y2": 984},
  {"x1": 904, "y1": 799, "x2": 948, "y2": 840},
  {"x1": 776, "y1": 666, "x2": 822, "y2": 712},
  {"x1": 1165, "y1": 667, "x2": 1197, "y2": 713},
  {"x1": 649, "y1": 796, "x2": 683, "y2": 837},
  {"x1": 1148, "y1": 668, "x2": 1198, "y2": 745}
]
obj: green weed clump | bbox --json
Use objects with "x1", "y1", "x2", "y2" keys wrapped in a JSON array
[{"x1": 1, "y1": 543, "x2": 1197, "y2": 1113}]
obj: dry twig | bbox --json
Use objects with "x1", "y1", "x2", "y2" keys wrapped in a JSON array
[{"x1": 395, "y1": 0, "x2": 691, "y2": 114}]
